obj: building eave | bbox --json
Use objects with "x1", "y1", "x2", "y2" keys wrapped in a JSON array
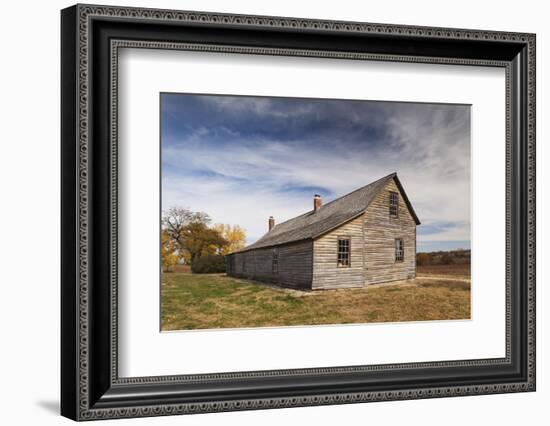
[{"x1": 226, "y1": 237, "x2": 313, "y2": 256}]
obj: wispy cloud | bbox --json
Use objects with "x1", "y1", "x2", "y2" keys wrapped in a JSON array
[{"x1": 161, "y1": 94, "x2": 470, "y2": 250}]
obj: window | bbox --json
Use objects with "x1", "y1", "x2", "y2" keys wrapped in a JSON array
[
  {"x1": 337, "y1": 237, "x2": 351, "y2": 267},
  {"x1": 389, "y1": 191, "x2": 399, "y2": 218},
  {"x1": 272, "y1": 249, "x2": 279, "y2": 273},
  {"x1": 395, "y1": 238, "x2": 404, "y2": 262}
]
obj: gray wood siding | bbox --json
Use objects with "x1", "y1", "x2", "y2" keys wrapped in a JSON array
[
  {"x1": 227, "y1": 239, "x2": 313, "y2": 289},
  {"x1": 312, "y1": 215, "x2": 365, "y2": 289},
  {"x1": 363, "y1": 179, "x2": 416, "y2": 284}
]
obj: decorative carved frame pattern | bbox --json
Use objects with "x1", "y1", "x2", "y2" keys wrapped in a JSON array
[{"x1": 61, "y1": 3, "x2": 536, "y2": 421}]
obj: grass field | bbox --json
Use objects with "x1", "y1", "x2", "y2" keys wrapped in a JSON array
[
  {"x1": 417, "y1": 263, "x2": 470, "y2": 279},
  {"x1": 161, "y1": 263, "x2": 470, "y2": 331}
]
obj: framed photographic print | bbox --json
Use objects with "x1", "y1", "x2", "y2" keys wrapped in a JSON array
[{"x1": 61, "y1": 4, "x2": 536, "y2": 421}]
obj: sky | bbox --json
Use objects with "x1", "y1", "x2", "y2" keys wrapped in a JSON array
[{"x1": 161, "y1": 93, "x2": 471, "y2": 253}]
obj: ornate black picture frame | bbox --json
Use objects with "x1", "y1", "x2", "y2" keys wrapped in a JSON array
[{"x1": 61, "y1": 4, "x2": 536, "y2": 421}]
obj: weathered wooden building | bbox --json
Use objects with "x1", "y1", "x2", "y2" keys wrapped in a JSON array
[{"x1": 226, "y1": 173, "x2": 420, "y2": 290}]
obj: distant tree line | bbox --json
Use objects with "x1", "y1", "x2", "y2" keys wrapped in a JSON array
[
  {"x1": 416, "y1": 249, "x2": 470, "y2": 266},
  {"x1": 161, "y1": 207, "x2": 246, "y2": 273}
]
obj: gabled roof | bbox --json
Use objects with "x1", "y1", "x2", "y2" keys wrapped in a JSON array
[{"x1": 233, "y1": 173, "x2": 420, "y2": 253}]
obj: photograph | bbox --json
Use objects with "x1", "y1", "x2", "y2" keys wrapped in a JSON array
[{"x1": 160, "y1": 93, "x2": 472, "y2": 331}]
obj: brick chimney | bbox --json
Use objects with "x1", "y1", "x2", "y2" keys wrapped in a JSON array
[
  {"x1": 268, "y1": 216, "x2": 275, "y2": 231},
  {"x1": 313, "y1": 194, "x2": 322, "y2": 212}
]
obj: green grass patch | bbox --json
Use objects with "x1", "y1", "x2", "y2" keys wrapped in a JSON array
[{"x1": 161, "y1": 273, "x2": 471, "y2": 331}]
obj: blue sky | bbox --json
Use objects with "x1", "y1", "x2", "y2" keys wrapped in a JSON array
[{"x1": 161, "y1": 93, "x2": 471, "y2": 253}]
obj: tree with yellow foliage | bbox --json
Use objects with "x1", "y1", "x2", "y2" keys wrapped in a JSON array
[
  {"x1": 160, "y1": 207, "x2": 247, "y2": 267},
  {"x1": 161, "y1": 230, "x2": 179, "y2": 272},
  {"x1": 212, "y1": 224, "x2": 246, "y2": 255}
]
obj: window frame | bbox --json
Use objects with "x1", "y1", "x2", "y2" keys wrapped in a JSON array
[
  {"x1": 272, "y1": 249, "x2": 279, "y2": 274},
  {"x1": 337, "y1": 236, "x2": 351, "y2": 268},
  {"x1": 389, "y1": 191, "x2": 399, "y2": 218},
  {"x1": 395, "y1": 238, "x2": 404, "y2": 262}
]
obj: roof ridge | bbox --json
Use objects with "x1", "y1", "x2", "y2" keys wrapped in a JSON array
[
  {"x1": 267, "y1": 210, "x2": 311, "y2": 232},
  {"x1": 314, "y1": 172, "x2": 396, "y2": 211},
  {"x1": 268, "y1": 172, "x2": 396, "y2": 232}
]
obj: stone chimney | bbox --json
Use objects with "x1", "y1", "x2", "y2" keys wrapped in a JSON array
[
  {"x1": 268, "y1": 216, "x2": 275, "y2": 231},
  {"x1": 313, "y1": 194, "x2": 322, "y2": 212}
]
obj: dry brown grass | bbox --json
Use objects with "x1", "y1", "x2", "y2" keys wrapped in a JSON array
[
  {"x1": 170, "y1": 264, "x2": 191, "y2": 273},
  {"x1": 161, "y1": 265, "x2": 471, "y2": 331},
  {"x1": 417, "y1": 263, "x2": 471, "y2": 279}
]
